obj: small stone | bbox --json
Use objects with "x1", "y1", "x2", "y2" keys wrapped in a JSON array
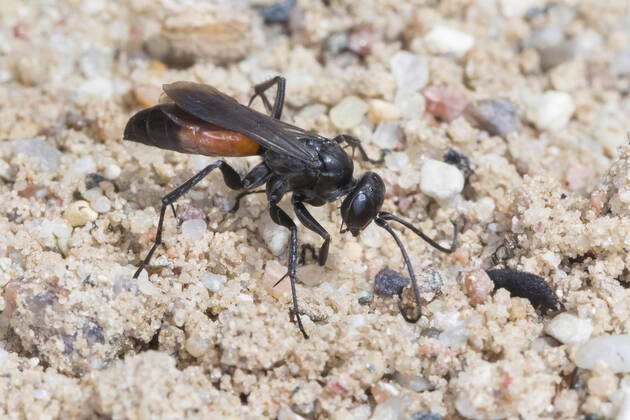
[
  {"x1": 137, "y1": 277, "x2": 159, "y2": 296},
  {"x1": 423, "y1": 85, "x2": 467, "y2": 122},
  {"x1": 201, "y1": 272, "x2": 227, "y2": 293},
  {"x1": 394, "y1": 89, "x2": 425, "y2": 119},
  {"x1": 390, "y1": 51, "x2": 429, "y2": 91},
  {"x1": 259, "y1": 0, "x2": 296, "y2": 24},
  {"x1": 330, "y1": 96, "x2": 369, "y2": 131},
  {"x1": 185, "y1": 334, "x2": 209, "y2": 358},
  {"x1": 12, "y1": 137, "x2": 62, "y2": 171},
  {"x1": 324, "y1": 31, "x2": 349, "y2": 56},
  {"x1": 32, "y1": 389, "x2": 51, "y2": 401},
  {"x1": 539, "y1": 40, "x2": 577, "y2": 71},
  {"x1": 370, "y1": 397, "x2": 408, "y2": 420},
  {"x1": 384, "y1": 152, "x2": 410, "y2": 172},
  {"x1": 133, "y1": 84, "x2": 162, "y2": 107},
  {"x1": 277, "y1": 405, "x2": 306, "y2": 420},
  {"x1": 368, "y1": 99, "x2": 402, "y2": 124},
  {"x1": 530, "y1": 91, "x2": 575, "y2": 131},
  {"x1": 83, "y1": 189, "x2": 111, "y2": 213},
  {"x1": 464, "y1": 269, "x2": 494, "y2": 305},
  {"x1": 181, "y1": 219, "x2": 207, "y2": 240},
  {"x1": 594, "y1": 124, "x2": 626, "y2": 158},
  {"x1": 464, "y1": 98, "x2": 522, "y2": 137},
  {"x1": 545, "y1": 313, "x2": 593, "y2": 344},
  {"x1": 374, "y1": 268, "x2": 409, "y2": 297},
  {"x1": 395, "y1": 373, "x2": 435, "y2": 392},
  {"x1": 419, "y1": 159, "x2": 464, "y2": 201},
  {"x1": 575, "y1": 335, "x2": 630, "y2": 373},
  {"x1": 104, "y1": 163, "x2": 121, "y2": 180},
  {"x1": 0, "y1": 159, "x2": 15, "y2": 181},
  {"x1": 64, "y1": 200, "x2": 98, "y2": 227},
  {"x1": 424, "y1": 25, "x2": 475, "y2": 57},
  {"x1": 348, "y1": 25, "x2": 380, "y2": 56},
  {"x1": 372, "y1": 121, "x2": 404, "y2": 149}
]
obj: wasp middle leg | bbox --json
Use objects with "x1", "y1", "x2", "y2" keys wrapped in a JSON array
[
  {"x1": 333, "y1": 134, "x2": 386, "y2": 164},
  {"x1": 248, "y1": 76, "x2": 286, "y2": 119},
  {"x1": 293, "y1": 196, "x2": 331, "y2": 266}
]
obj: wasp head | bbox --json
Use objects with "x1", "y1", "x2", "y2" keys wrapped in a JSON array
[{"x1": 340, "y1": 171, "x2": 385, "y2": 236}]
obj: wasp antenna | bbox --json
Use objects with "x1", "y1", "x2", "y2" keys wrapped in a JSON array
[
  {"x1": 374, "y1": 216, "x2": 422, "y2": 323},
  {"x1": 377, "y1": 212, "x2": 458, "y2": 254}
]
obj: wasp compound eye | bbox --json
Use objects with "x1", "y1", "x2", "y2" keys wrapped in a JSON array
[{"x1": 340, "y1": 172, "x2": 385, "y2": 236}]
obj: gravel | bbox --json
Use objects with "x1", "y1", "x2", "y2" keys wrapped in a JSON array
[
  {"x1": 419, "y1": 159, "x2": 465, "y2": 201},
  {"x1": 329, "y1": 96, "x2": 369, "y2": 130},
  {"x1": 374, "y1": 268, "x2": 409, "y2": 297},
  {"x1": 575, "y1": 335, "x2": 630, "y2": 373},
  {"x1": 544, "y1": 313, "x2": 593, "y2": 344},
  {"x1": 464, "y1": 98, "x2": 522, "y2": 137},
  {"x1": 389, "y1": 51, "x2": 429, "y2": 91},
  {"x1": 424, "y1": 25, "x2": 475, "y2": 57},
  {"x1": 529, "y1": 91, "x2": 575, "y2": 131}
]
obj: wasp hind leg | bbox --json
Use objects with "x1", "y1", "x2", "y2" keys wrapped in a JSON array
[
  {"x1": 248, "y1": 76, "x2": 286, "y2": 119},
  {"x1": 333, "y1": 134, "x2": 386, "y2": 164},
  {"x1": 134, "y1": 160, "x2": 243, "y2": 279}
]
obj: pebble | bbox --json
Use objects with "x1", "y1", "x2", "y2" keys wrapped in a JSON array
[
  {"x1": 64, "y1": 200, "x2": 98, "y2": 227},
  {"x1": 545, "y1": 313, "x2": 592, "y2": 344},
  {"x1": 464, "y1": 269, "x2": 494, "y2": 305},
  {"x1": 389, "y1": 51, "x2": 429, "y2": 91},
  {"x1": 0, "y1": 159, "x2": 15, "y2": 181},
  {"x1": 348, "y1": 25, "x2": 380, "y2": 56},
  {"x1": 384, "y1": 152, "x2": 410, "y2": 172},
  {"x1": 104, "y1": 163, "x2": 121, "y2": 180},
  {"x1": 372, "y1": 121, "x2": 404, "y2": 149},
  {"x1": 259, "y1": 0, "x2": 296, "y2": 24},
  {"x1": 530, "y1": 91, "x2": 575, "y2": 131},
  {"x1": 277, "y1": 405, "x2": 305, "y2": 420},
  {"x1": 185, "y1": 334, "x2": 209, "y2": 358},
  {"x1": 395, "y1": 373, "x2": 434, "y2": 392},
  {"x1": 181, "y1": 219, "x2": 207, "y2": 240},
  {"x1": 370, "y1": 397, "x2": 408, "y2": 420},
  {"x1": 394, "y1": 89, "x2": 425, "y2": 119},
  {"x1": 330, "y1": 96, "x2": 369, "y2": 131},
  {"x1": 575, "y1": 335, "x2": 630, "y2": 373},
  {"x1": 464, "y1": 98, "x2": 521, "y2": 137},
  {"x1": 79, "y1": 49, "x2": 110, "y2": 78},
  {"x1": 611, "y1": 48, "x2": 630, "y2": 76},
  {"x1": 594, "y1": 123, "x2": 626, "y2": 158},
  {"x1": 419, "y1": 159, "x2": 464, "y2": 201},
  {"x1": 12, "y1": 137, "x2": 62, "y2": 171},
  {"x1": 411, "y1": 413, "x2": 442, "y2": 420},
  {"x1": 32, "y1": 389, "x2": 51, "y2": 402},
  {"x1": 368, "y1": 99, "x2": 402, "y2": 124},
  {"x1": 374, "y1": 268, "x2": 409, "y2": 297},
  {"x1": 83, "y1": 189, "x2": 112, "y2": 213},
  {"x1": 201, "y1": 272, "x2": 227, "y2": 293},
  {"x1": 137, "y1": 277, "x2": 159, "y2": 296},
  {"x1": 423, "y1": 85, "x2": 467, "y2": 122},
  {"x1": 261, "y1": 216, "x2": 290, "y2": 256},
  {"x1": 324, "y1": 31, "x2": 349, "y2": 56},
  {"x1": 424, "y1": 25, "x2": 475, "y2": 57}
]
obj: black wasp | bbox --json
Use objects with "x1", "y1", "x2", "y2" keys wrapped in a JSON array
[{"x1": 124, "y1": 76, "x2": 458, "y2": 338}]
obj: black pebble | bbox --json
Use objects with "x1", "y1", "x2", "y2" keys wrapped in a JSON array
[
  {"x1": 374, "y1": 268, "x2": 409, "y2": 296},
  {"x1": 486, "y1": 269, "x2": 565, "y2": 312},
  {"x1": 259, "y1": 0, "x2": 296, "y2": 24},
  {"x1": 85, "y1": 173, "x2": 106, "y2": 189},
  {"x1": 411, "y1": 412, "x2": 443, "y2": 420}
]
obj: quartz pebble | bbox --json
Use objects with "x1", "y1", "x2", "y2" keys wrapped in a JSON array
[
  {"x1": 395, "y1": 89, "x2": 425, "y2": 119},
  {"x1": 259, "y1": 0, "x2": 296, "y2": 24},
  {"x1": 368, "y1": 99, "x2": 401, "y2": 124},
  {"x1": 464, "y1": 269, "x2": 494, "y2": 305},
  {"x1": 329, "y1": 96, "x2": 368, "y2": 131},
  {"x1": 464, "y1": 98, "x2": 521, "y2": 137},
  {"x1": 423, "y1": 85, "x2": 467, "y2": 122},
  {"x1": 261, "y1": 217, "x2": 290, "y2": 256},
  {"x1": 419, "y1": 159, "x2": 464, "y2": 201},
  {"x1": 104, "y1": 163, "x2": 121, "y2": 180},
  {"x1": 201, "y1": 272, "x2": 227, "y2": 293},
  {"x1": 12, "y1": 137, "x2": 61, "y2": 171},
  {"x1": 575, "y1": 334, "x2": 630, "y2": 373},
  {"x1": 411, "y1": 413, "x2": 442, "y2": 420},
  {"x1": 181, "y1": 219, "x2": 206, "y2": 240},
  {"x1": 374, "y1": 268, "x2": 409, "y2": 296},
  {"x1": 371, "y1": 397, "x2": 408, "y2": 420},
  {"x1": 372, "y1": 121, "x2": 404, "y2": 149},
  {"x1": 64, "y1": 200, "x2": 98, "y2": 227},
  {"x1": 390, "y1": 51, "x2": 429, "y2": 91},
  {"x1": 424, "y1": 25, "x2": 475, "y2": 57},
  {"x1": 545, "y1": 313, "x2": 592, "y2": 344},
  {"x1": 0, "y1": 159, "x2": 15, "y2": 181},
  {"x1": 530, "y1": 91, "x2": 575, "y2": 131}
]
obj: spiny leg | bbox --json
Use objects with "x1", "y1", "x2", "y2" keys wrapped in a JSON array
[
  {"x1": 293, "y1": 196, "x2": 331, "y2": 266},
  {"x1": 248, "y1": 76, "x2": 286, "y2": 119},
  {"x1": 269, "y1": 203, "x2": 308, "y2": 338},
  {"x1": 134, "y1": 160, "x2": 243, "y2": 279},
  {"x1": 333, "y1": 134, "x2": 386, "y2": 164}
]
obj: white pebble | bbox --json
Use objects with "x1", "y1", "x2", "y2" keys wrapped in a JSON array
[
  {"x1": 545, "y1": 313, "x2": 592, "y2": 344},
  {"x1": 260, "y1": 215, "x2": 289, "y2": 256},
  {"x1": 181, "y1": 219, "x2": 207, "y2": 240},
  {"x1": 384, "y1": 151, "x2": 410, "y2": 172},
  {"x1": 64, "y1": 200, "x2": 98, "y2": 227},
  {"x1": 372, "y1": 122, "x2": 404, "y2": 149},
  {"x1": 104, "y1": 163, "x2": 121, "y2": 180},
  {"x1": 185, "y1": 334, "x2": 209, "y2": 358},
  {"x1": 201, "y1": 272, "x2": 227, "y2": 292},
  {"x1": 419, "y1": 159, "x2": 464, "y2": 201},
  {"x1": 424, "y1": 25, "x2": 475, "y2": 57},
  {"x1": 329, "y1": 96, "x2": 368, "y2": 131},
  {"x1": 530, "y1": 91, "x2": 575, "y2": 131},
  {"x1": 367, "y1": 99, "x2": 401, "y2": 124},
  {"x1": 370, "y1": 397, "x2": 408, "y2": 420},
  {"x1": 0, "y1": 159, "x2": 15, "y2": 181},
  {"x1": 389, "y1": 51, "x2": 428, "y2": 91},
  {"x1": 32, "y1": 389, "x2": 50, "y2": 401},
  {"x1": 394, "y1": 89, "x2": 425, "y2": 119},
  {"x1": 137, "y1": 277, "x2": 158, "y2": 296},
  {"x1": 575, "y1": 334, "x2": 630, "y2": 373},
  {"x1": 91, "y1": 196, "x2": 111, "y2": 213},
  {"x1": 12, "y1": 137, "x2": 62, "y2": 171}
]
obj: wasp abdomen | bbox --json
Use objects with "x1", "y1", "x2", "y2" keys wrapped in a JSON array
[{"x1": 124, "y1": 104, "x2": 261, "y2": 157}]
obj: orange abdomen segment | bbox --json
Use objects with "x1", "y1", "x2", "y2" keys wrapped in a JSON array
[{"x1": 179, "y1": 122, "x2": 260, "y2": 157}]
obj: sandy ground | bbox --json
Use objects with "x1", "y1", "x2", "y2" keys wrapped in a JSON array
[{"x1": 0, "y1": 1, "x2": 629, "y2": 419}]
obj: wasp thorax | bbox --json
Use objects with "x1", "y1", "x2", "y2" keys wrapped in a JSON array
[{"x1": 340, "y1": 171, "x2": 385, "y2": 236}]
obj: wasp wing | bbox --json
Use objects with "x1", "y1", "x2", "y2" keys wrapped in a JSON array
[{"x1": 163, "y1": 82, "x2": 321, "y2": 165}]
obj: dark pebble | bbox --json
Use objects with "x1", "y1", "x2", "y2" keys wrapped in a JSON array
[
  {"x1": 486, "y1": 269, "x2": 565, "y2": 312},
  {"x1": 374, "y1": 268, "x2": 409, "y2": 296},
  {"x1": 358, "y1": 295, "x2": 373, "y2": 305},
  {"x1": 464, "y1": 98, "x2": 521, "y2": 138},
  {"x1": 420, "y1": 327, "x2": 441, "y2": 338},
  {"x1": 259, "y1": 0, "x2": 296, "y2": 24},
  {"x1": 85, "y1": 173, "x2": 106, "y2": 189}
]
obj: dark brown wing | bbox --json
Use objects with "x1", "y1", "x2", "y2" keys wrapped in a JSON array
[{"x1": 163, "y1": 81, "x2": 322, "y2": 166}]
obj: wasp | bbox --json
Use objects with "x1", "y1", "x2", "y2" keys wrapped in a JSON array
[{"x1": 124, "y1": 76, "x2": 457, "y2": 338}]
